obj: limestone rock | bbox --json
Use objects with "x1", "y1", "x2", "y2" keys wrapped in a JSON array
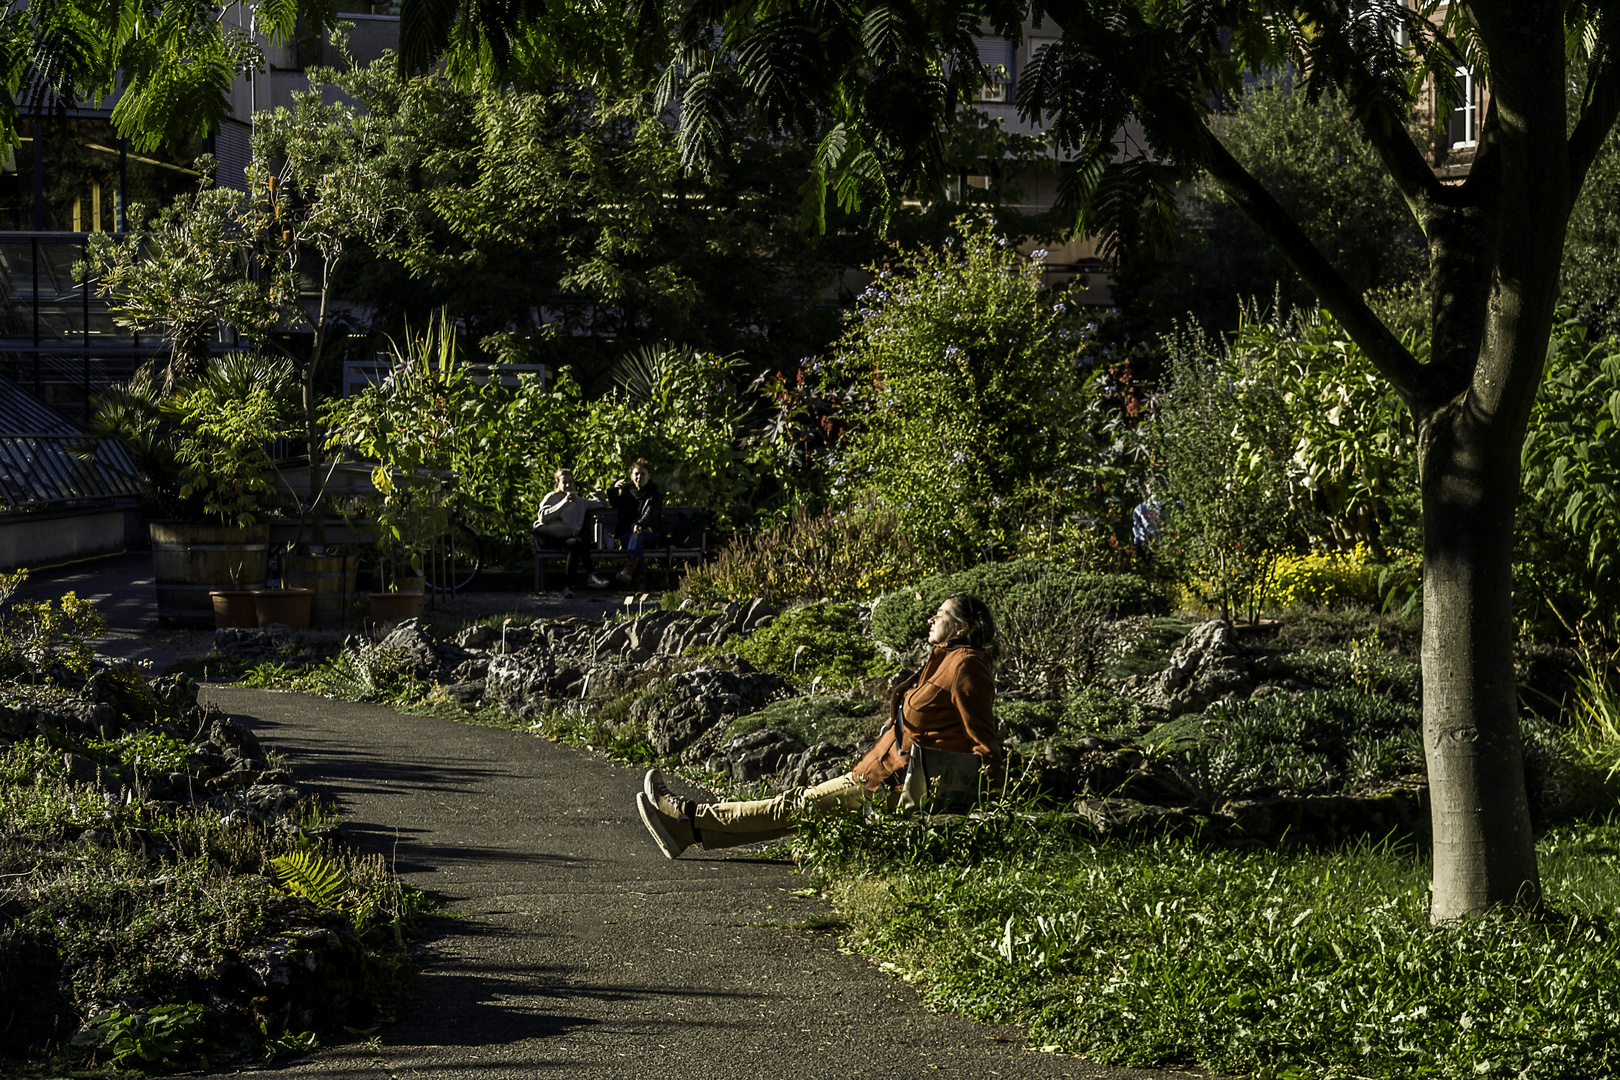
[
  {"x1": 1131, "y1": 619, "x2": 1254, "y2": 717},
  {"x1": 484, "y1": 653, "x2": 558, "y2": 717},
  {"x1": 636, "y1": 667, "x2": 788, "y2": 755},
  {"x1": 377, "y1": 619, "x2": 442, "y2": 680}
]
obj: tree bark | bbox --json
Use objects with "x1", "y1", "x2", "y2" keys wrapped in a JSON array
[{"x1": 1417, "y1": 399, "x2": 1541, "y2": 918}]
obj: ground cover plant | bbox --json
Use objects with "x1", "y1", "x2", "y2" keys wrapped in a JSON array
[
  {"x1": 794, "y1": 817, "x2": 1620, "y2": 1080},
  {"x1": 0, "y1": 579, "x2": 432, "y2": 1073}
]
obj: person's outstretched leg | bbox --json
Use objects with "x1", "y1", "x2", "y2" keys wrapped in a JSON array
[{"x1": 636, "y1": 769, "x2": 864, "y2": 858}]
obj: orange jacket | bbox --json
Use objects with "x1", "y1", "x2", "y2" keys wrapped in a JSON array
[{"x1": 852, "y1": 642, "x2": 1001, "y2": 792}]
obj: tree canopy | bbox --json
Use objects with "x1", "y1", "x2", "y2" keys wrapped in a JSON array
[{"x1": 0, "y1": 0, "x2": 338, "y2": 151}]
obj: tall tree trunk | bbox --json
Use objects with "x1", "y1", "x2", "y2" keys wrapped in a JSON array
[{"x1": 1418, "y1": 401, "x2": 1541, "y2": 918}]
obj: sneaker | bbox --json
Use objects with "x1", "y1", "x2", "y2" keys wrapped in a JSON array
[
  {"x1": 587, "y1": 573, "x2": 611, "y2": 589},
  {"x1": 637, "y1": 791, "x2": 693, "y2": 859},
  {"x1": 643, "y1": 768, "x2": 686, "y2": 819},
  {"x1": 561, "y1": 586, "x2": 575, "y2": 599}
]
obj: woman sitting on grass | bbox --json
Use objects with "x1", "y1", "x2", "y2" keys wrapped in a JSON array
[{"x1": 636, "y1": 592, "x2": 1002, "y2": 857}]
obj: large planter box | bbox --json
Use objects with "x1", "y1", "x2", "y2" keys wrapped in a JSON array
[
  {"x1": 282, "y1": 554, "x2": 360, "y2": 630},
  {"x1": 150, "y1": 522, "x2": 270, "y2": 627}
]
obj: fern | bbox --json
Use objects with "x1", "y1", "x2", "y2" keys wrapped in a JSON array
[{"x1": 271, "y1": 851, "x2": 347, "y2": 910}]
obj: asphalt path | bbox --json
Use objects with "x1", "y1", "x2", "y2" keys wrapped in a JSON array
[{"x1": 203, "y1": 686, "x2": 1224, "y2": 1080}]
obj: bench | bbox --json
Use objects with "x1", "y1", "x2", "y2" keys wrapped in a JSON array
[{"x1": 532, "y1": 505, "x2": 711, "y2": 591}]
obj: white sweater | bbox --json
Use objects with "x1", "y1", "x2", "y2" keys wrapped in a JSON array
[{"x1": 534, "y1": 491, "x2": 588, "y2": 533}]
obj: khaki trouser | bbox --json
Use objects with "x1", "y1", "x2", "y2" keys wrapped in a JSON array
[{"x1": 693, "y1": 772, "x2": 867, "y2": 850}]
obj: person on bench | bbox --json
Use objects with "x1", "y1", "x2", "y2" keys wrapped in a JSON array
[
  {"x1": 595, "y1": 458, "x2": 663, "y2": 588},
  {"x1": 532, "y1": 468, "x2": 595, "y2": 598}
]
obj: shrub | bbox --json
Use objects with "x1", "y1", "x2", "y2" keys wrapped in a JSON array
[
  {"x1": 1264, "y1": 543, "x2": 1382, "y2": 610},
  {"x1": 822, "y1": 217, "x2": 1096, "y2": 571},
  {"x1": 706, "y1": 601, "x2": 895, "y2": 687},
  {"x1": 679, "y1": 496, "x2": 926, "y2": 607},
  {"x1": 1152, "y1": 322, "x2": 1297, "y2": 623},
  {"x1": 869, "y1": 561, "x2": 1165, "y2": 651}
]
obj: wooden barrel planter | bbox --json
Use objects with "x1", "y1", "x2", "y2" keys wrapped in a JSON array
[
  {"x1": 209, "y1": 590, "x2": 259, "y2": 629},
  {"x1": 252, "y1": 587, "x2": 314, "y2": 631},
  {"x1": 283, "y1": 554, "x2": 359, "y2": 630},
  {"x1": 150, "y1": 522, "x2": 270, "y2": 627}
]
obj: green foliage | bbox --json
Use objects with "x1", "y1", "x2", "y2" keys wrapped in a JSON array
[
  {"x1": 723, "y1": 695, "x2": 887, "y2": 748},
  {"x1": 271, "y1": 851, "x2": 349, "y2": 912},
  {"x1": 1153, "y1": 325, "x2": 1297, "y2": 623},
  {"x1": 0, "y1": 574, "x2": 107, "y2": 685},
  {"x1": 73, "y1": 1002, "x2": 210, "y2": 1071},
  {"x1": 570, "y1": 347, "x2": 765, "y2": 527},
  {"x1": 825, "y1": 218, "x2": 1094, "y2": 572},
  {"x1": 679, "y1": 497, "x2": 927, "y2": 607},
  {"x1": 84, "y1": 730, "x2": 197, "y2": 777},
  {"x1": 1230, "y1": 308, "x2": 1422, "y2": 555},
  {"x1": 1061, "y1": 686, "x2": 1158, "y2": 738},
  {"x1": 164, "y1": 354, "x2": 299, "y2": 528},
  {"x1": 81, "y1": 186, "x2": 287, "y2": 388},
  {"x1": 1144, "y1": 689, "x2": 1424, "y2": 801},
  {"x1": 868, "y1": 561, "x2": 1164, "y2": 651},
  {"x1": 1516, "y1": 318, "x2": 1620, "y2": 639},
  {"x1": 326, "y1": 57, "x2": 853, "y2": 380},
  {"x1": 323, "y1": 313, "x2": 577, "y2": 571},
  {"x1": 802, "y1": 827, "x2": 1620, "y2": 1080},
  {"x1": 1113, "y1": 78, "x2": 1424, "y2": 334},
  {"x1": 707, "y1": 602, "x2": 893, "y2": 688}
]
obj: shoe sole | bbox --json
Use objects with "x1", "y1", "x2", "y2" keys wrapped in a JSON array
[
  {"x1": 637, "y1": 792, "x2": 686, "y2": 859},
  {"x1": 643, "y1": 768, "x2": 664, "y2": 805}
]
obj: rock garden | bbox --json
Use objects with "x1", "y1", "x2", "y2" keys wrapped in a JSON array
[{"x1": 0, "y1": 574, "x2": 430, "y2": 1073}]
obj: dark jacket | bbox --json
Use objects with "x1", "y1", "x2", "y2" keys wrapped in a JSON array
[
  {"x1": 852, "y1": 641, "x2": 1000, "y2": 792},
  {"x1": 609, "y1": 480, "x2": 663, "y2": 537}
]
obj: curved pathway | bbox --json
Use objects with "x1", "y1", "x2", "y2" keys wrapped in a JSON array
[{"x1": 205, "y1": 686, "x2": 1221, "y2": 1080}]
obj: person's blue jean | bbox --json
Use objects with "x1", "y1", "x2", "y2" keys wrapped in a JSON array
[{"x1": 619, "y1": 530, "x2": 647, "y2": 554}]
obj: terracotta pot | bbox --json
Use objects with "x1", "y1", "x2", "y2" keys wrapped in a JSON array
[
  {"x1": 252, "y1": 587, "x2": 314, "y2": 631},
  {"x1": 209, "y1": 589, "x2": 260, "y2": 629},
  {"x1": 367, "y1": 590, "x2": 422, "y2": 626}
]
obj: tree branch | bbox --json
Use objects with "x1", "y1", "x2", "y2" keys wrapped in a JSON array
[
  {"x1": 1195, "y1": 131, "x2": 1426, "y2": 402},
  {"x1": 1339, "y1": 72, "x2": 1460, "y2": 224},
  {"x1": 1570, "y1": 46, "x2": 1620, "y2": 199}
]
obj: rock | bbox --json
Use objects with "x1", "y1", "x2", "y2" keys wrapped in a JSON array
[
  {"x1": 215, "y1": 625, "x2": 291, "y2": 657},
  {"x1": 636, "y1": 667, "x2": 789, "y2": 755},
  {"x1": 377, "y1": 619, "x2": 442, "y2": 680},
  {"x1": 63, "y1": 752, "x2": 110, "y2": 789},
  {"x1": 245, "y1": 784, "x2": 304, "y2": 819},
  {"x1": 453, "y1": 624, "x2": 499, "y2": 649},
  {"x1": 444, "y1": 680, "x2": 485, "y2": 705},
  {"x1": 1072, "y1": 798, "x2": 1214, "y2": 839},
  {"x1": 1134, "y1": 619, "x2": 1254, "y2": 717},
  {"x1": 484, "y1": 653, "x2": 558, "y2": 717},
  {"x1": 780, "y1": 741, "x2": 857, "y2": 788},
  {"x1": 717, "y1": 729, "x2": 808, "y2": 782},
  {"x1": 450, "y1": 657, "x2": 490, "y2": 682},
  {"x1": 149, "y1": 673, "x2": 198, "y2": 714},
  {"x1": 1215, "y1": 787, "x2": 1429, "y2": 845}
]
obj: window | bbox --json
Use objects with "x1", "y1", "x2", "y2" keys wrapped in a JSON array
[
  {"x1": 1449, "y1": 67, "x2": 1478, "y2": 148},
  {"x1": 980, "y1": 64, "x2": 1011, "y2": 102},
  {"x1": 977, "y1": 39, "x2": 1014, "y2": 102}
]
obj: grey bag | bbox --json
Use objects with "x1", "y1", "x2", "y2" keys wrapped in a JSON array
[{"x1": 899, "y1": 743, "x2": 982, "y2": 814}]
